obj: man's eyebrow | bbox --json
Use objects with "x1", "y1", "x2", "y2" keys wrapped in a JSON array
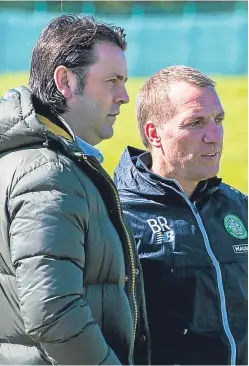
[
  {"x1": 115, "y1": 73, "x2": 128, "y2": 82},
  {"x1": 217, "y1": 111, "x2": 225, "y2": 118},
  {"x1": 184, "y1": 115, "x2": 206, "y2": 123},
  {"x1": 186, "y1": 111, "x2": 225, "y2": 121}
]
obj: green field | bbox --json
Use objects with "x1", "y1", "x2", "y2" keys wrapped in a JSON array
[{"x1": 0, "y1": 73, "x2": 248, "y2": 194}]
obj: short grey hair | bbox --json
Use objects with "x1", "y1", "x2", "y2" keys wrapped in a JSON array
[{"x1": 136, "y1": 65, "x2": 216, "y2": 149}]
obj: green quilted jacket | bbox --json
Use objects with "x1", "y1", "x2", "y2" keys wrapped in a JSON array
[{"x1": 0, "y1": 86, "x2": 148, "y2": 365}]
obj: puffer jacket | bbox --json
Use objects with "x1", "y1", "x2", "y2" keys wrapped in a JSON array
[
  {"x1": 114, "y1": 146, "x2": 248, "y2": 366},
  {"x1": 0, "y1": 87, "x2": 148, "y2": 365}
]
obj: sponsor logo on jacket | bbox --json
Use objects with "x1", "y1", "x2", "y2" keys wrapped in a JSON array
[
  {"x1": 147, "y1": 216, "x2": 175, "y2": 244},
  {"x1": 232, "y1": 244, "x2": 248, "y2": 254}
]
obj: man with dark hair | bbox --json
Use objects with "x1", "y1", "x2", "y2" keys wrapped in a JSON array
[
  {"x1": 0, "y1": 15, "x2": 149, "y2": 365},
  {"x1": 115, "y1": 65, "x2": 248, "y2": 365}
]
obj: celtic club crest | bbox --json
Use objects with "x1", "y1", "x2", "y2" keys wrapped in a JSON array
[{"x1": 224, "y1": 214, "x2": 248, "y2": 239}]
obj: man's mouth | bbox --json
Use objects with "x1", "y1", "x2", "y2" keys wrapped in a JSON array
[
  {"x1": 201, "y1": 151, "x2": 219, "y2": 157},
  {"x1": 108, "y1": 113, "x2": 120, "y2": 117}
]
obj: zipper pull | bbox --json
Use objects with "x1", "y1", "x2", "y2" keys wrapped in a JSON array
[
  {"x1": 192, "y1": 202, "x2": 198, "y2": 215},
  {"x1": 74, "y1": 151, "x2": 88, "y2": 162}
]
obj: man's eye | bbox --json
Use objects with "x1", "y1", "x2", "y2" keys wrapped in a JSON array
[
  {"x1": 107, "y1": 79, "x2": 116, "y2": 85},
  {"x1": 190, "y1": 120, "x2": 202, "y2": 127},
  {"x1": 215, "y1": 117, "x2": 224, "y2": 124}
]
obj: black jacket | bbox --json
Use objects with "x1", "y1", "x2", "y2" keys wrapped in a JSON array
[{"x1": 114, "y1": 146, "x2": 248, "y2": 365}]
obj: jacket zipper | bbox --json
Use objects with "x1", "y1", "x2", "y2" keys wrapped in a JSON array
[
  {"x1": 81, "y1": 154, "x2": 138, "y2": 344},
  {"x1": 188, "y1": 199, "x2": 236, "y2": 365},
  {"x1": 147, "y1": 177, "x2": 236, "y2": 365},
  {"x1": 112, "y1": 187, "x2": 138, "y2": 343}
]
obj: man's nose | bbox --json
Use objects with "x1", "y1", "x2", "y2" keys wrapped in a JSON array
[
  {"x1": 115, "y1": 86, "x2": 129, "y2": 105},
  {"x1": 203, "y1": 120, "x2": 223, "y2": 144}
]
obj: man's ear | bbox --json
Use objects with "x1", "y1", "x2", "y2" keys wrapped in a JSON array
[
  {"x1": 54, "y1": 65, "x2": 74, "y2": 99},
  {"x1": 144, "y1": 121, "x2": 162, "y2": 148}
]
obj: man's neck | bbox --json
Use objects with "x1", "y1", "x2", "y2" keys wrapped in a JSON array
[{"x1": 151, "y1": 163, "x2": 198, "y2": 198}]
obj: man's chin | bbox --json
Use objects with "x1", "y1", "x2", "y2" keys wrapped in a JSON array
[
  {"x1": 100, "y1": 129, "x2": 114, "y2": 142},
  {"x1": 201, "y1": 167, "x2": 220, "y2": 181}
]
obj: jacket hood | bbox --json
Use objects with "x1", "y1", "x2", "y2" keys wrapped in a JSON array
[
  {"x1": 114, "y1": 146, "x2": 169, "y2": 195},
  {"x1": 0, "y1": 86, "x2": 50, "y2": 153},
  {"x1": 114, "y1": 146, "x2": 222, "y2": 202}
]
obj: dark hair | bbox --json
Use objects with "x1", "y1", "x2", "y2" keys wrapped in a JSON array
[
  {"x1": 29, "y1": 14, "x2": 127, "y2": 115},
  {"x1": 136, "y1": 65, "x2": 216, "y2": 149}
]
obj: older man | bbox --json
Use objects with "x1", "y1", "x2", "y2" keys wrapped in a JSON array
[{"x1": 115, "y1": 65, "x2": 247, "y2": 365}]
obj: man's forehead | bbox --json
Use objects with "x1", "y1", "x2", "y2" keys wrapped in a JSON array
[
  {"x1": 86, "y1": 42, "x2": 127, "y2": 82},
  {"x1": 168, "y1": 81, "x2": 221, "y2": 108},
  {"x1": 94, "y1": 41, "x2": 127, "y2": 72}
]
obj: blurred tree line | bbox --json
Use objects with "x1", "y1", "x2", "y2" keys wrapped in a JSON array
[{"x1": 0, "y1": 1, "x2": 247, "y2": 15}]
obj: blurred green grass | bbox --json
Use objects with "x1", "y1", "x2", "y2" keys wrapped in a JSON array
[{"x1": 0, "y1": 73, "x2": 247, "y2": 194}]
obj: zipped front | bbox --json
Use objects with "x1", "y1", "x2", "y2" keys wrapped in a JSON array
[
  {"x1": 43, "y1": 137, "x2": 139, "y2": 346},
  {"x1": 154, "y1": 178, "x2": 237, "y2": 365},
  {"x1": 185, "y1": 197, "x2": 237, "y2": 366},
  {"x1": 79, "y1": 154, "x2": 138, "y2": 344},
  {"x1": 112, "y1": 187, "x2": 138, "y2": 343},
  {"x1": 121, "y1": 175, "x2": 237, "y2": 364},
  {"x1": 115, "y1": 146, "x2": 247, "y2": 365}
]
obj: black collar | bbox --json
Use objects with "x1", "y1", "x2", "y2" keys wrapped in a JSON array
[{"x1": 136, "y1": 151, "x2": 222, "y2": 201}]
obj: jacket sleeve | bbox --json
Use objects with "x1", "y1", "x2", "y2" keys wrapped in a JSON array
[{"x1": 8, "y1": 160, "x2": 121, "y2": 365}]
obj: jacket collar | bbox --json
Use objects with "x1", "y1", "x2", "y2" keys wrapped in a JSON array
[
  {"x1": 137, "y1": 150, "x2": 222, "y2": 201},
  {"x1": 75, "y1": 136, "x2": 104, "y2": 163},
  {"x1": 32, "y1": 92, "x2": 104, "y2": 162},
  {"x1": 37, "y1": 114, "x2": 73, "y2": 141},
  {"x1": 38, "y1": 114, "x2": 104, "y2": 163},
  {"x1": 114, "y1": 146, "x2": 221, "y2": 202}
]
